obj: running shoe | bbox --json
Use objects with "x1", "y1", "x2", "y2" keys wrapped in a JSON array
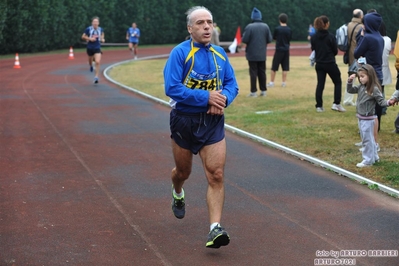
[
  {"x1": 90, "y1": 65, "x2": 93, "y2": 72},
  {"x1": 331, "y1": 104, "x2": 346, "y2": 112},
  {"x1": 171, "y1": 187, "x2": 185, "y2": 219},
  {"x1": 343, "y1": 101, "x2": 356, "y2": 106},
  {"x1": 93, "y1": 77, "x2": 99, "y2": 84},
  {"x1": 206, "y1": 225, "x2": 230, "y2": 248},
  {"x1": 356, "y1": 161, "x2": 372, "y2": 168},
  {"x1": 354, "y1": 142, "x2": 362, "y2": 147}
]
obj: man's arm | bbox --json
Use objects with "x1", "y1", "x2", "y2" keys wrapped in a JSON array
[
  {"x1": 354, "y1": 37, "x2": 367, "y2": 59},
  {"x1": 220, "y1": 57, "x2": 239, "y2": 107},
  {"x1": 82, "y1": 29, "x2": 90, "y2": 41},
  {"x1": 332, "y1": 34, "x2": 338, "y2": 55},
  {"x1": 266, "y1": 26, "x2": 272, "y2": 44},
  {"x1": 241, "y1": 25, "x2": 250, "y2": 44}
]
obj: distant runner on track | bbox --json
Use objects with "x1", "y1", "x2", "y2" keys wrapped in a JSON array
[
  {"x1": 82, "y1": 16, "x2": 105, "y2": 84},
  {"x1": 126, "y1": 22, "x2": 140, "y2": 60}
]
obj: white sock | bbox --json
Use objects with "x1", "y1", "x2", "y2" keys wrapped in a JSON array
[
  {"x1": 173, "y1": 189, "x2": 184, "y2": 198},
  {"x1": 210, "y1": 222, "x2": 220, "y2": 231}
]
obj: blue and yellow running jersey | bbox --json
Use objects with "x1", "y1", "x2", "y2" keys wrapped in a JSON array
[{"x1": 164, "y1": 39, "x2": 239, "y2": 113}]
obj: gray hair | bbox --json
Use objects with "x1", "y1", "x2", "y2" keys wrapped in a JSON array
[
  {"x1": 186, "y1": 6, "x2": 212, "y2": 26},
  {"x1": 353, "y1": 9, "x2": 363, "y2": 18}
]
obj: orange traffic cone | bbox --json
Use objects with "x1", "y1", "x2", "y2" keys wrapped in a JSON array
[
  {"x1": 68, "y1": 47, "x2": 74, "y2": 59},
  {"x1": 13, "y1": 53, "x2": 21, "y2": 69}
]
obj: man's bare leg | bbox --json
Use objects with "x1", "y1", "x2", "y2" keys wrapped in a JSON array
[
  {"x1": 170, "y1": 140, "x2": 192, "y2": 219},
  {"x1": 171, "y1": 140, "x2": 192, "y2": 194},
  {"x1": 88, "y1": 55, "x2": 94, "y2": 71},
  {"x1": 269, "y1": 70, "x2": 276, "y2": 84},
  {"x1": 282, "y1": 70, "x2": 288, "y2": 83},
  {"x1": 200, "y1": 138, "x2": 229, "y2": 248},
  {"x1": 199, "y1": 139, "x2": 226, "y2": 226},
  {"x1": 94, "y1": 53, "x2": 101, "y2": 78}
]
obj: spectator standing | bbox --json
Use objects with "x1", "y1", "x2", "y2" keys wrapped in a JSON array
[
  {"x1": 354, "y1": 11, "x2": 383, "y2": 148},
  {"x1": 214, "y1": 22, "x2": 221, "y2": 36},
  {"x1": 347, "y1": 65, "x2": 397, "y2": 167},
  {"x1": 379, "y1": 23, "x2": 392, "y2": 116},
  {"x1": 267, "y1": 13, "x2": 292, "y2": 88},
  {"x1": 343, "y1": 9, "x2": 364, "y2": 106},
  {"x1": 241, "y1": 7, "x2": 272, "y2": 97},
  {"x1": 310, "y1": 15, "x2": 346, "y2": 112},
  {"x1": 211, "y1": 24, "x2": 220, "y2": 45}
]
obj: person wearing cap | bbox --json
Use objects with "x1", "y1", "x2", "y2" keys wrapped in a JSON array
[{"x1": 241, "y1": 7, "x2": 272, "y2": 97}]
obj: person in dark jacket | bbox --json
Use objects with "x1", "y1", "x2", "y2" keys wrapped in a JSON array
[
  {"x1": 354, "y1": 11, "x2": 384, "y2": 124},
  {"x1": 354, "y1": 12, "x2": 383, "y2": 82},
  {"x1": 267, "y1": 13, "x2": 292, "y2": 88},
  {"x1": 310, "y1": 15, "x2": 345, "y2": 112},
  {"x1": 354, "y1": 11, "x2": 384, "y2": 148},
  {"x1": 241, "y1": 7, "x2": 272, "y2": 97}
]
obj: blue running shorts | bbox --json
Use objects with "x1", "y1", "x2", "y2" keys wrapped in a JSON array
[{"x1": 170, "y1": 109, "x2": 225, "y2": 154}]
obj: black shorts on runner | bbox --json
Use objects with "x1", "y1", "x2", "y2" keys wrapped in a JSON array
[
  {"x1": 129, "y1": 42, "x2": 138, "y2": 45},
  {"x1": 87, "y1": 48, "x2": 102, "y2": 56},
  {"x1": 271, "y1": 50, "x2": 290, "y2": 71},
  {"x1": 170, "y1": 109, "x2": 225, "y2": 155}
]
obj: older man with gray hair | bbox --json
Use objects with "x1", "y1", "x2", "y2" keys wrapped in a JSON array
[
  {"x1": 343, "y1": 8, "x2": 364, "y2": 106},
  {"x1": 164, "y1": 6, "x2": 239, "y2": 249}
]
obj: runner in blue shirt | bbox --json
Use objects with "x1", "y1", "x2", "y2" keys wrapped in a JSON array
[
  {"x1": 126, "y1": 22, "x2": 140, "y2": 59},
  {"x1": 164, "y1": 6, "x2": 239, "y2": 249},
  {"x1": 82, "y1": 16, "x2": 105, "y2": 84}
]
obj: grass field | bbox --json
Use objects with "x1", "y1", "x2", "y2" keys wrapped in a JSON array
[{"x1": 108, "y1": 53, "x2": 399, "y2": 190}]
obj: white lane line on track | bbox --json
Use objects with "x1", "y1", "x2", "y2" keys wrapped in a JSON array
[{"x1": 104, "y1": 55, "x2": 399, "y2": 199}]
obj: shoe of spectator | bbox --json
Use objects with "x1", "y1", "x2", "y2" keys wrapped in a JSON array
[{"x1": 331, "y1": 104, "x2": 346, "y2": 112}]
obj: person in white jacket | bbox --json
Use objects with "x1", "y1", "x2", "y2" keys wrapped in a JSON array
[{"x1": 379, "y1": 23, "x2": 391, "y2": 117}]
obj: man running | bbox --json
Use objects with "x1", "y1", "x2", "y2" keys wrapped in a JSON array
[
  {"x1": 82, "y1": 16, "x2": 105, "y2": 84},
  {"x1": 163, "y1": 6, "x2": 239, "y2": 248}
]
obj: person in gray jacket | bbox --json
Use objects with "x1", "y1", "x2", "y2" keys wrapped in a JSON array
[
  {"x1": 347, "y1": 64, "x2": 397, "y2": 168},
  {"x1": 241, "y1": 7, "x2": 272, "y2": 97}
]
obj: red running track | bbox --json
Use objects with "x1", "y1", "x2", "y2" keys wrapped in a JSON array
[{"x1": 0, "y1": 46, "x2": 398, "y2": 266}]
